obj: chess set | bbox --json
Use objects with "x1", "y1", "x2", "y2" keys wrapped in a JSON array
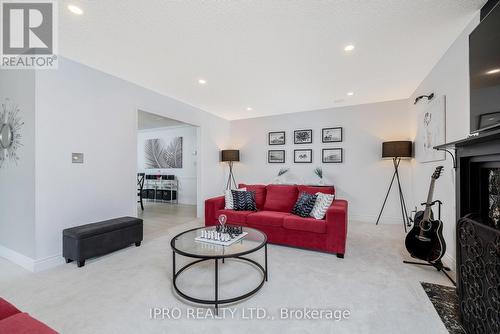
[{"x1": 195, "y1": 215, "x2": 247, "y2": 246}]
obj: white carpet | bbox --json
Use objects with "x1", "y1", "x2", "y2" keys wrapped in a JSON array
[{"x1": 0, "y1": 218, "x2": 453, "y2": 334}]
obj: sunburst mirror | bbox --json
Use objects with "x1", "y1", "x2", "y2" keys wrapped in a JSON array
[{"x1": 0, "y1": 99, "x2": 24, "y2": 168}]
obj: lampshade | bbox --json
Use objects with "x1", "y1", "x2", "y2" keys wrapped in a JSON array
[
  {"x1": 221, "y1": 150, "x2": 240, "y2": 162},
  {"x1": 382, "y1": 141, "x2": 413, "y2": 158}
]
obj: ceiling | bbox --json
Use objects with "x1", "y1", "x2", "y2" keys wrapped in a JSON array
[
  {"x1": 59, "y1": 0, "x2": 486, "y2": 120},
  {"x1": 137, "y1": 110, "x2": 190, "y2": 130}
]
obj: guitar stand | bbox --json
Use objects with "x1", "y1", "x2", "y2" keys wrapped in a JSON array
[
  {"x1": 403, "y1": 260, "x2": 455, "y2": 286},
  {"x1": 403, "y1": 200, "x2": 456, "y2": 286}
]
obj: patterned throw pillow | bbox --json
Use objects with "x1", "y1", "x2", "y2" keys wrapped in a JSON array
[
  {"x1": 224, "y1": 188, "x2": 247, "y2": 209},
  {"x1": 292, "y1": 192, "x2": 318, "y2": 218},
  {"x1": 231, "y1": 190, "x2": 257, "y2": 211},
  {"x1": 310, "y1": 193, "x2": 335, "y2": 220}
]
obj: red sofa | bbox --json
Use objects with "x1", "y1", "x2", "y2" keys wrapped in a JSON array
[
  {"x1": 205, "y1": 184, "x2": 348, "y2": 257},
  {"x1": 0, "y1": 298, "x2": 57, "y2": 333}
]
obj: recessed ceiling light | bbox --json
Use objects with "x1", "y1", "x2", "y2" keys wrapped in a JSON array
[
  {"x1": 68, "y1": 4, "x2": 84, "y2": 15},
  {"x1": 344, "y1": 44, "x2": 355, "y2": 52},
  {"x1": 486, "y1": 68, "x2": 500, "y2": 75},
  {"x1": 198, "y1": 79, "x2": 207, "y2": 85},
  {"x1": 347, "y1": 92, "x2": 354, "y2": 96},
  {"x1": 246, "y1": 107, "x2": 253, "y2": 111}
]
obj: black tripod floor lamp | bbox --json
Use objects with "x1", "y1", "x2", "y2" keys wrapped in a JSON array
[
  {"x1": 375, "y1": 141, "x2": 413, "y2": 232},
  {"x1": 221, "y1": 149, "x2": 240, "y2": 190}
]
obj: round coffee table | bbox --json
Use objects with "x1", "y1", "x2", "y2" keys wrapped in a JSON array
[{"x1": 170, "y1": 226, "x2": 268, "y2": 314}]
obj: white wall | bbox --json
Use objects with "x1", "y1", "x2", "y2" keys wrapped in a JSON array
[
  {"x1": 33, "y1": 57, "x2": 229, "y2": 263},
  {"x1": 1, "y1": 12, "x2": 481, "y2": 271},
  {"x1": 230, "y1": 99, "x2": 413, "y2": 224},
  {"x1": 0, "y1": 69, "x2": 36, "y2": 268},
  {"x1": 138, "y1": 126, "x2": 197, "y2": 205},
  {"x1": 409, "y1": 14, "x2": 480, "y2": 268}
]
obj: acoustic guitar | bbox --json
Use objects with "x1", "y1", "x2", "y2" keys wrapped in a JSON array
[{"x1": 405, "y1": 166, "x2": 446, "y2": 263}]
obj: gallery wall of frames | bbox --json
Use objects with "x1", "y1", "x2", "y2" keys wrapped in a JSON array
[{"x1": 267, "y1": 128, "x2": 343, "y2": 164}]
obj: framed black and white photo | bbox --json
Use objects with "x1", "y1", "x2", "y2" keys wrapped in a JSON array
[
  {"x1": 294, "y1": 129, "x2": 312, "y2": 144},
  {"x1": 322, "y1": 148, "x2": 343, "y2": 163},
  {"x1": 268, "y1": 150, "x2": 285, "y2": 163},
  {"x1": 144, "y1": 137, "x2": 183, "y2": 168},
  {"x1": 322, "y1": 127, "x2": 343, "y2": 143},
  {"x1": 268, "y1": 131, "x2": 285, "y2": 145},
  {"x1": 294, "y1": 149, "x2": 312, "y2": 163}
]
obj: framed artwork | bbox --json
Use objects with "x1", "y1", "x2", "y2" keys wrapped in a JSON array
[
  {"x1": 294, "y1": 149, "x2": 312, "y2": 163},
  {"x1": 268, "y1": 131, "x2": 285, "y2": 145},
  {"x1": 416, "y1": 95, "x2": 446, "y2": 163},
  {"x1": 144, "y1": 137, "x2": 183, "y2": 168},
  {"x1": 322, "y1": 127, "x2": 343, "y2": 143},
  {"x1": 294, "y1": 129, "x2": 313, "y2": 144},
  {"x1": 322, "y1": 148, "x2": 343, "y2": 163},
  {"x1": 268, "y1": 150, "x2": 285, "y2": 163}
]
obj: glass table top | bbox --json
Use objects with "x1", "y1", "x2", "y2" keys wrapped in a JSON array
[{"x1": 171, "y1": 226, "x2": 267, "y2": 258}]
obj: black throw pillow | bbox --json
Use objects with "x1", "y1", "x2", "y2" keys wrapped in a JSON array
[
  {"x1": 231, "y1": 190, "x2": 257, "y2": 211},
  {"x1": 292, "y1": 192, "x2": 318, "y2": 218}
]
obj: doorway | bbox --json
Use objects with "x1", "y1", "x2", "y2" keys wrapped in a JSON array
[{"x1": 136, "y1": 110, "x2": 198, "y2": 228}]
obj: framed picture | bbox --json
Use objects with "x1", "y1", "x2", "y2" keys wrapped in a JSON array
[
  {"x1": 268, "y1": 150, "x2": 285, "y2": 163},
  {"x1": 294, "y1": 149, "x2": 312, "y2": 163},
  {"x1": 268, "y1": 131, "x2": 286, "y2": 145},
  {"x1": 294, "y1": 129, "x2": 313, "y2": 144},
  {"x1": 322, "y1": 127, "x2": 343, "y2": 143},
  {"x1": 144, "y1": 137, "x2": 183, "y2": 168},
  {"x1": 322, "y1": 148, "x2": 343, "y2": 163},
  {"x1": 416, "y1": 96, "x2": 446, "y2": 163}
]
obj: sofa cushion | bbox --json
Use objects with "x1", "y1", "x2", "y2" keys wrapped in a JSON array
[
  {"x1": 310, "y1": 193, "x2": 335, "y2": 220},
  {"x1": 283, "y1": 216, "x2": 327, "y2": 234},
  {"x1": 247, "y1": 211, "x2": 291, "y2": 227},
  {"x1": 0, "y1": 298, "x2": 20, "y2": 321},
  {"x1": 0, "y1": 312, "x2": 58, "y2": 334},
  {"x1": 298, "y1": 185, "x2": 335, "y2": 195},
  {"x1": 224, "y1": 187, "x2": 246, "y2": 209},
  {"x1": 263, "y1": 185, "x2": 299, "y2": 212},
  {"x1": 231, "y1": 190, "x2": 257, "y2": 211},
  {"x1": 291, "y1": 192, "x2": 318, "y2": 218},
  {"x1": 239, "y1": 184, "x2": 267, "y2": 210},
  {"x1": 216, "y1": 209, "x2": 253, "y2": 224}
]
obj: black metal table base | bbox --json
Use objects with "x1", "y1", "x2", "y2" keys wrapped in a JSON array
[{"x1": 172, "y1": 244, "x2": 268, "y2": 315}]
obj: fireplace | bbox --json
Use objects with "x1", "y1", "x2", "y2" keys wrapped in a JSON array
[
  {"x1": 488, "y1": 168, "x2": 500, "y2": 228},
  {"x1": 460, "y1": 158, "x2": 500, "y2": 229},
  {"x1": 444, "y1": 131, "x2": 500, "y2": 333}
]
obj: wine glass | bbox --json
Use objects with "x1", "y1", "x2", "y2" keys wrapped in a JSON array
[{"x1": 218, "y1": 214, "x2": 227, "y2": 233}]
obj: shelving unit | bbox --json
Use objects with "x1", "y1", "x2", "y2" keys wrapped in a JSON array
[{"x1": 142, "y1": 175, "x2": 179, "y2": 204}]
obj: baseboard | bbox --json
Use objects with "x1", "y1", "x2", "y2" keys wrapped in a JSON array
[
  {"x1": 0, "y1": 244, "x2": 64, "y2": 272},
  {"x1": 441, "y1": 253, "x2": 456, "y2": 272},
  {"x1": 0, "y1": 244, "x2": 35, "y2": 272},
  {"x1": 350, "y1": 214, "x2": 403, "y2": 225},
  {"x1": 33, "y1": 254, "x2": 65, "y2": 272}
]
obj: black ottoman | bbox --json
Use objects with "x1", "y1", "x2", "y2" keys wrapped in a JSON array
[{"x1": 63, "y1": 216, "x2": 143, "y2": 267}]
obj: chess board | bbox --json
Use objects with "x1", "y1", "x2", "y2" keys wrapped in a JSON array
[{"x1": 195, "y1": 229, "x2": 248, "y2": 246}]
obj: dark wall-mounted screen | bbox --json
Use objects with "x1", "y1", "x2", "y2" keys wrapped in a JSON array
[{"x1": 470, "y1": 3, "x2": 500, "y2": 133}]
